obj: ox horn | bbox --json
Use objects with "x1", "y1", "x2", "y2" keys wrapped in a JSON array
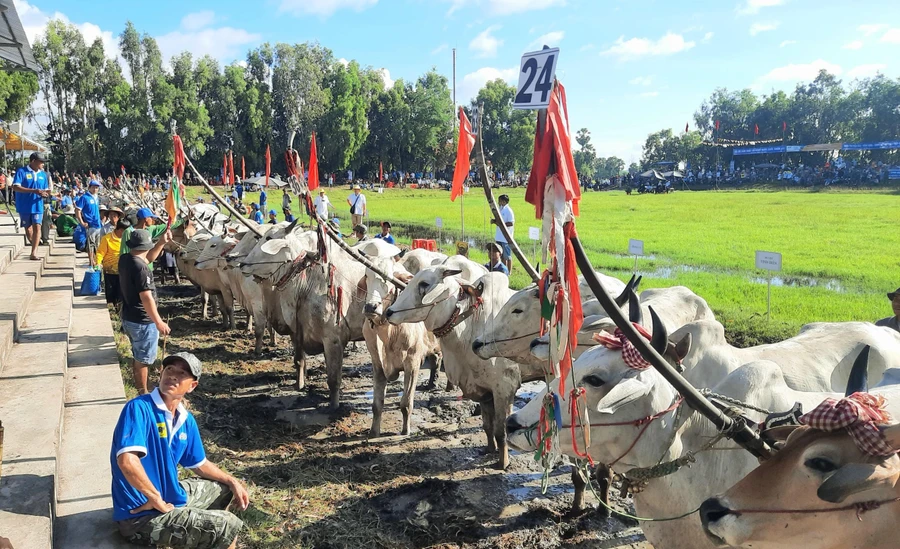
[
  {"x1": 634, "y1": 275, "x2": 643, "y2": 292},
  {"x1": 649, "y1": 306, "x2": 668, "y2": 355},
  {"x1": 845, "y1": 345, "x2": 871, "y2": 397},
  {"x1": 285, "y1": 217, "x2": 300, "y2": 233},
  {"x1": 614, "y1": 275, "x2": 636, "y2": 307},
  {"x1": 627, "y1": 288, "x2": 642, "y2": 325}
]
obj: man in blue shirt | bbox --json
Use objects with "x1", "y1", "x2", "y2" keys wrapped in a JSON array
[
  {"x1": 76, "y1": 179, "x2": 103, "y2": 260},
  {"x1": 12, "y1": 151, "x2": 51, "y2": 260},
  {"x1": 484, "y1": 242, "x2": 510, "y2": 275},
  {"x1": 283, "y1": 207, "x2": 295, "y2": 223},
  {"x1": 374, "y1": 221, "x2": 395, "y2": 244},
  {"x1": 111, "y1": 352, "x2": 249, "y2": 548},
  {"x1": 250, "y1": 203, "x2": 263, "y2": 224},
  {"x1": 259, "y1": 188, "x2": 267, "y2": 214}
]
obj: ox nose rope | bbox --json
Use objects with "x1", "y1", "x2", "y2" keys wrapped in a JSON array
[{"x1": 727, "y1": 497, "x2": 900, "y2": 521}]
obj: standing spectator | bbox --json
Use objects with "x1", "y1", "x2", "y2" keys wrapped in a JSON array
[
  {"x1": 876, "y1": 287, "x2": 900, "y2": 333},
  {"x1": 118, "y1": 229, "x2": 172, "y2": 395},
  {"x1": 76, "y1": 180, "x2": 103, "y2": 261},
  {"x1": 103, "y1": 207, "x2": 124, "y2": 236},
  {"x1": 12, "y1": 151, "x2": 51, "y2": 260},
  {"x1": 96, "y1": 218, "x2": 129, "y2": 308},
  {"x1": 283, "y1": 208, "x2": 295, "y2": 223},
  {"x1": 235, "y1": 179, "x2": 244, "y2": 203},
  {"x1": 120, "y1": 208, "x2": 172, "y2": 272},
  {"x1": 374, "y1": 221, "x2": 395, "y2": 244},
  {"x1": 347, "y1": 185, "x2": 367, "y2": 229},
  {"x1": 484, "y1": 242, "x2": 510, "y2": 275},
  {"x1": 313, "y1": 189, "x2": 331, "y2": 220},
  {"x1": 259, "y1": 186, "x2": 267, "y2": 214},
  {"x1": 267, "y1": 209, "x2": 277, "y2": 225},
  {"x1": 490, "y1": 194, "x2": 515, "y2": 273},
  {"x1": 281, "y1": 189, "x2": 291, "y2": 211},
  {"x1": 250, "y1": 203, "x2": 263, "y2": 224}
]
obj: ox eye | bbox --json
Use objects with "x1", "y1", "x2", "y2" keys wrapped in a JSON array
[
  {"x1": 805, "y1": 457, "x2": 839, "y2": 473},
  {"x1": 582, "y1": 374, "x2": 605, "y2": 388},
  {"x1": 512, "y1": 308, "x2": 523, "y2": 314},
  {"x1": 418, "y1": 281, "x2": 429, "y2": 294}
]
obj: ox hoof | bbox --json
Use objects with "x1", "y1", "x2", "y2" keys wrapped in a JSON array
[
  {"x1": 368, "y1": 428, "x2": 381, "y2": 438},
  {"x1": 494, "y1": 458, "x2": 509, "y2": 470},
  {"x1": 295, "y1": 380, "x2": 306, "y2": 391}
]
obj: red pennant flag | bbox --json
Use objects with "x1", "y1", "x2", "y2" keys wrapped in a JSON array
[
  {"x1": 223, "y1": 153, "x2": 228, "y2": 185},
  {"x1": 308, "y1": 132, "x2": 319, "y2": 192},
  {"x1": 379, "y1": 162, "x2": 383, "y2": 182},
  {"x1": 782, "y1": 121, "x2": 787, "y2": 132},
  {"x1": 715, "y1": 119, "x2": 720, "y2": 131},
  {"x1": 754, "y1": 123, "x2": 759, "y2": 135},
  {"x1": 451, "y1": 107, "x2": 476, "y2": 202},
  {"x1": 685, "y1": 122, "x2": 689, "y2": 133},
  {"x1": 265, "y1": 145, "x2": 271, "y2": 187},
  {"x1": 241, "y1": 156, "x2": 246, "y2": 180},
  {"x1": 228, "y1": 151, "x2": 235, "y2": 188}
]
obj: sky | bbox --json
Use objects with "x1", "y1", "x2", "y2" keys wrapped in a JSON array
[{"x1": 14, "y1": 0, "x2": 900, "y2": 164}]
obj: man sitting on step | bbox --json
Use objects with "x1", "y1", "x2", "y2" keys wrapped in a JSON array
[{"x1": 111, "y1": 352, "x2": 249, "y2": 549}]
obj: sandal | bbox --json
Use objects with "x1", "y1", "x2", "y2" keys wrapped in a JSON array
[{"x1": 29, "y1": 255, "x2": 39, "y2": 261}]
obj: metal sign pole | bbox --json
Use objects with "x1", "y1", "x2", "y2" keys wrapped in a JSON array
[{"x1": 767, "y1": 276, "x2": 772, "y2": 322}]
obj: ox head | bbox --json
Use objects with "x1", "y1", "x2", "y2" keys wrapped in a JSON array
[
  {"x1": 384, "y1": 265, "x2": 466, "y2": 325},
  {"x1": 472, "y1": 274, "x2": 640, "y2": 363},
  {"x1": 178, "y1": 231, "x2": 213, "y2": 262},
  {"x1": 356, "y1": 240, "x2": 405, "y2": 320},
  {"x1": 506, "y1": 304, "x2": 691, "y2": 468},
  {"x1": 240, "y1": 230, "x2": 317, "y2": 280},
  {"x1": 194, "y1": 235, "x2": 237, "y2": 270}
]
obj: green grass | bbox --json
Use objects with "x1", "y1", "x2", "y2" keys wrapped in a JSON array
[{"x1": 183, "y1": 185, "x2": 899, "y2": 341}]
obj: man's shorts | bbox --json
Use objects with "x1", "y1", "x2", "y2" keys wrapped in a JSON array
[
  {"x1": 496, "y1": 241, "x2": 511, "y2": 261},
  {"x1": 20, "y1": 212, "x2": 42, "y2": 228},
  {"x1": 117, "y1": 479, "x2": 243, "y2": 549},
  {"x1": 87, "y1": 226, "x2": 102, "y2": 250},
  {"x1": 121, "y1": 319, "x2": 159, "y2": 365}
]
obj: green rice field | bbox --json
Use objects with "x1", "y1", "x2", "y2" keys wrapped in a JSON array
[{"x1": 186, "y1": 186, "x2": 898, "y2": 343}]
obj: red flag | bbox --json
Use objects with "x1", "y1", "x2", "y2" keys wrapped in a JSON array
[
  {"x1": 379, "y1": 162, "x2": 383, "y2": 182},
  {"x1": 241, "y1": 156, "x2": 246, "y2": 180},
  {"x1": 715, "y1": 119, "x2": 720, "y2": 131},
  {"x1": 754, "y1": 123, "x2": 759, "y2": 135},
  {"x1": 228, "y1": 151, "x2": 235, "y2": 188},
  {"x1": 222, "y1": 153, "x2": 227, "y2": 185},
  {"x1": 308, "y1": 132, "x2": 319, "y2": 192},
  {"x1": 451, "y1": 107, "x2": 475, "y2": 202},
  {"x1": 265, "y1": 145, "x2": 271, "y2": 187},
  {"x1": 782, "y1": 121, "x2": 787, "y2": 133},
  {"x1": 685, "y1": 122, "x2": 689, "y2": 133}
]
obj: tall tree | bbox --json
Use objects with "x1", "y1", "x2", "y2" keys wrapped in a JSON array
[
  {"x1": 469, "y1": 78, "x2": 535, "y2": 173},
  {"x1": 573, "y1": 127, "x2": 596, "y2": 178},
  {"x1": 319, "y1": 60, "x2": 368, "y2": 173}
]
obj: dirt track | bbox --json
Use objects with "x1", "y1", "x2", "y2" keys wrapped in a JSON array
[{"x1": 156, "y1": 284, "x2": 653, "y2": 549}]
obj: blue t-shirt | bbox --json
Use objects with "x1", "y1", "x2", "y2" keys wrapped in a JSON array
[
  {"x1": 13, "y1": 166, "x2": 49, "y2": 215},
  {"x1": 109, "y1": 389, "x2": 206, "y2": 521},
  {"x1": 259, "y1": 190, "x2": 267, "y2": 205},
  {"x1": 60, "y1": 195, "x2": 73, "y2": 210},
  {"x1": 485, "y1": 261, "x2": 510, "y2": 275},
  {"x1": 236, "y1": 184, "x2": 243, "y2": 197},
  {"x1": 75, "y1": 192, "x2": 102, "y2": 228},
  {"x1": 285, "y1": 213, "x2": 295, "y2": 222},
  {"x1": 375, "y1": 233, "x2": 396, "y2": 244},
  {"x1": 252, "y1": 210, "x2": 263, "y2": 224}
]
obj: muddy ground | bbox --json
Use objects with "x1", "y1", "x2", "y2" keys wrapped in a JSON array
[{"x1": 154, "y1": 284, "x2": 652, "y2": 549}]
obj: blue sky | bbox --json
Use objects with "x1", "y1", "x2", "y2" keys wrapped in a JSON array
[{"x1": 16, "y1": 0, "x2": 900, "y2": 163}]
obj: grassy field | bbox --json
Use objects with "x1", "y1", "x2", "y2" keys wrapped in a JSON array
[{"x1": 185, "y1": 185, "x2": 897, "y2": 342}]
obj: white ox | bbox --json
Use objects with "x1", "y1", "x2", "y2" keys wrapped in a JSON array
[
  {"x1": 242, "y1": 229, "x2": 369, "y2": 409},
  {"x1": 385, "y1": 258, "x2": 521, "y2": 469},
  {"x1": 359, "y1": 240, "x2": 441, "y2": 436},
  {"x1": 175, "y1": 230, "x2": 236, "y2": 328},
  {"x1": 700, "y1": 368, "x2": 900, "y2": 549},
  {"x1": 508, "y1": 315, "x2": 900, "y2": 549}
]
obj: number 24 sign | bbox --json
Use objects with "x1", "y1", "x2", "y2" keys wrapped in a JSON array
[{"x1": 513, "y1": 47, "x2": 559, "y2": 110}]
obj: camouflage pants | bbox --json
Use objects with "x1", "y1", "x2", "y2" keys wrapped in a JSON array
[{"x1": 117, "y1": 479, "x2": 244, "y2": 549}]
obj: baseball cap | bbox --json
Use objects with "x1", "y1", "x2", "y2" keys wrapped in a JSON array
[
  {"x1": 251, "y1": 202, "x2": 259, "y2": 209},
  {"x1": 125, "y1": 229, "x2": 154, "y2": 251},
  {"x1": 136, "y1": 207, "x2": 159, "y2": 220},
  {"x1": 89, "y1": 180, "x2": 102, "y2": 187},
  {"x1": 162, "y1": 351, "x2": 202, "y2": 380},
  {"x1": 888, "y1": 288, "x2": 900, "y2": 300},
  {"x1": 268, "y1": 209, "x2": 277, "y2": 216},
  {"x1": 29, "y1": 151, "x2": 47, "y2": 162}
]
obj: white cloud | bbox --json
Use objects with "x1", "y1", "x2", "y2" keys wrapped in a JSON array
[
  {"x1": 600, "y1": 32, "x2": 695, "y2": 61},
  {"x1": 378, "y1": 67, "x2": 394, "y2": 88},
  {"x1": 858, "y1": 23, "x2": 888, "y2": 36},
  {"x1": 779, "y1": 40, "x2": 796, "y2": 47},
  {"x1": 458, "y1": 66, "x2": 517, "y2": 101},
  {"x1": 638, "y1": 91, "x2": 659, "y2": 98},
  {"x1": 881, "y1": 29, "x2": 900, "y2": 44},
  {"x1": 431, "y1": 44, "x2": 449, "y2": 55},
  {"x1": 278, "y1": 0, "x2": 377, "y2": 17},
  {"x1": 755, "y1": 59, "x2": 842, "y2": 88},
  {"x1": 737, "y1": 0, "x2": 785, "y2": 16},
  {"x1": 702, "y1": 32, "x2": 714, "y2": 43},
  {"x1": 470, "y1": 25, "x2": 503, "y2": 58},
  {"x1": 842, "y1": 40, "x2": 863, "y2": 50},
  {"x1": 337, "y1": 58, "x2": 350, "y2": 67},
  {"x1": 16, "y1": 0, "x2": 118, "y2": 59},
  {"x1": 629, "y1": 75, "x2": 653, "y2": 86},
  {"x1": 449, "y1": 0, "x2": 566, "y2": 16},
  {"x1": 749, "y1": 22, "x2": 780, "y2": 36},
  {"x1": 579, "y1": 43, "x2": 595, "y2": 52},
  {"x1": 846, "y1": 64, "x2": 886, "y2": 79},
  {"x1": 528, "y1": 31, "x2": 564, "y2": 50},
  {"x1": 181, "y1": 11, "x2": 216, "y2": 31}
]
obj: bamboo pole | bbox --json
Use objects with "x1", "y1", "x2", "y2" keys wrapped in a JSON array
[{"x1": 182, "y1": 151, "x2": 263, "y2": 238}]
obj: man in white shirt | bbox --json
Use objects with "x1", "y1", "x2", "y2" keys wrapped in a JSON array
[
  {"x1": 491, "y1": 194, "x2": 515, "y2": 273},
  {"x1": 347, "y1": 185, "x2": 367, "y2": 228},
  {"x1": 313, "y1": 189, "x2": 331, "y2": 221}
]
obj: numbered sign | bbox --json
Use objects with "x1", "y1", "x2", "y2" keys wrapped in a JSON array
[
  {"x1": 528, "y1": 226, "x2": 540, "y2": 241},
  {"x1": 629, "y1": 239, "x2": 644, "y2": 256},
  {"x1": 435, "y1": 217, "x2": 443, "y2": 229},
  {"x1": 755, "y1": 251, "x2": 782, "y2": 272},
  {"x1": 514, "y1": 47, "x2": 559, "y2": 110}
]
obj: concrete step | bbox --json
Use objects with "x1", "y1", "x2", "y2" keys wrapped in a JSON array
[
  {"x1": 0, "y1": 241, "x2": 73, "y2": 549},
  {"x1": 54, "y1": 252, "x2": 131, "y2": 549},
  {"x1": 0, "y1": 234, "x2": 25, "y2": 275},
  {"x1": 0, "y1": 244, "x2": 50, "y2": 372}
]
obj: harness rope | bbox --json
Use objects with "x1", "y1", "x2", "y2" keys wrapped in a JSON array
[{"x1": 730, "y1": 498, "x2": 900, "y2": 521}]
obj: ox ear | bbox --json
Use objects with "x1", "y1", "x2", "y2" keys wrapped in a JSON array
[
  {"x1": 817, "y1": 462, "x2": 898, "y2": 504},
  {"x1": 460, "y1": 280, "x2": 484, "y2": 299},
  {"x1": 596, "y1": 370, "x2": 653, "y2": 415},
  {"x1": 670, "y1": 333, "x2": 692, "y2": 363},
  {"x1": 422, "y1": 281, "x2": 450, "y2": 305},
  {"x1": 845, "y1": 345, "x2": 870, "y2": 397},
  {"x1": 260, "y1": 239, "x2": 288, "y2": 255},
  {"x1": 442, "y1": 268, "x2": 463, "y2": 279},
  {"x1": 530, "y1": 338, "x2": 550, "y2": 362}
]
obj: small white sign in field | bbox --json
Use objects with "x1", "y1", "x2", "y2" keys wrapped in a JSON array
[
  {"x1": 755, "y1": 251, "x2": 782, "y2": 271},
  {"x1": 435, "y1": 217, "x2": 443, "y2": 229},
  {"x1": 514, "y1": 47, "x2": 559, "y2": 110},
  {"x1": 528, "y1": 226, "x2": 540, "y2": 241},
  {"x1": 628, "y1": 239, "x2": 644, "y2": 256}
]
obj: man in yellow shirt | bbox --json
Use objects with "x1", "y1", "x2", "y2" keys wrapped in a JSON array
[{"x1": 96, "y1": 218, "x2": 130, "y2": 307}]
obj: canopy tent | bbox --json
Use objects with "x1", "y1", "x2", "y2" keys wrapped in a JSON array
[
  {"x1": 0, "y1": 0, "x2": 39, "y2": 72},
  {"x1": 244, "y1": 175, "x2": 288, "y2": 187},
  {"x1": 661, "y1": 170, "x2": 684, "y2": 178},
  {"x1": 0, "y1": 127, "x2": 48, "y2": 152},
  {"x1": 639, "y1": 169, "x2": 666, "y2": 180}
]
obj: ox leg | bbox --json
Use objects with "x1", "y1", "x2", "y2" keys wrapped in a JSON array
[
  {"x1": 400, "y1": 355, "x2": 423, "y2": 436},
  {"x1": 370, "y1": 365, "x2": 387, "y2": 438},
  {"x1": 594, "y1": 464, "x2": 612, "y2": 519},
  {"x1": 201, "y1": 291, "x2": 210, "y2": 320},
  {"x1": 492, "y1": 392, "x2": 512, "y2": 470},
  {"x1": 424, "y1": 357, "x2": 439, "y2": 390},
  {"x1": 253, "y1": 318, "x2": 266, "y2": 355},
  {"x1": 246, "y1": 310, "x2": 254, "y2": 333},
  {"x1": 292, "y1": 334, "x2": 307, "y2": 390},
  {"x1": 571, "y1": 467, "x2": 587, "y2": 514},
  {"x1": 324, "y1": 340, "x2": 344, "y2": 410},
  {"x1": 480, "y1": 397, "x2": 497, "y2": 454},
  {"x1": 269, "y1": 325, "x2": 278, "y2": 347}
]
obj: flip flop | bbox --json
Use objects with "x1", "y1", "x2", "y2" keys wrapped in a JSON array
[{"x1": 29, "y1": 255, "x2": 39, "y2": 261}]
